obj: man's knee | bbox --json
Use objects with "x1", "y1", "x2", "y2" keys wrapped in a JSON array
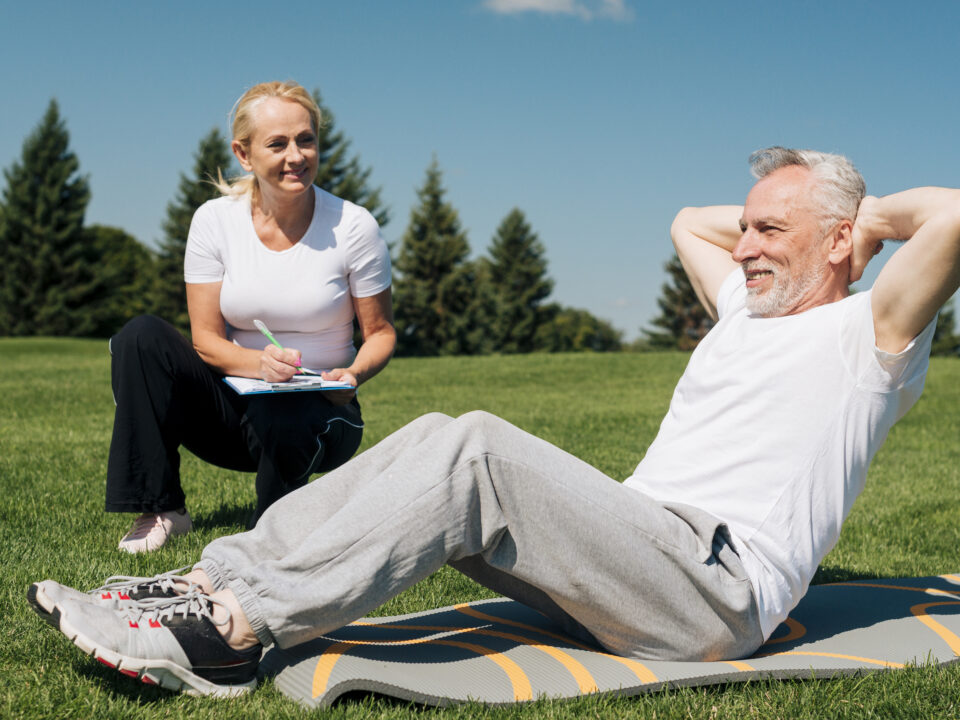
[
  {"x1": 456, "y1": 410, "x2": 512, "y2": 435},
  {"x1": 412, "y1": 412, "x2": 454, "y2": 431}
]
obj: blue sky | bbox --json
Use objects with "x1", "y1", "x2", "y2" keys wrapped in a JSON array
[{"x1": 1, "y1": 0, "x2": 958, "y2": 339}]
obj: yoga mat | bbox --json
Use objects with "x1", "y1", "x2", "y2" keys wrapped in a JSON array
[{"x1": 259, "y1": 573, "x2": 960, "y2": 708}]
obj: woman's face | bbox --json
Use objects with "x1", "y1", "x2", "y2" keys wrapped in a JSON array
[{"x1": 233, "y1": 97, "x2": 318, "y2": 201}]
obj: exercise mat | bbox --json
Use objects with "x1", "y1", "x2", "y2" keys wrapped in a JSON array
[{"x1": 259, "y1": 573, "x2": 960, "y2": 708}]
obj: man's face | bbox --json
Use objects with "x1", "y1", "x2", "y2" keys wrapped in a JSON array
[{"x1": 734, "y1": 166, "x2": 830, "y2": 317}]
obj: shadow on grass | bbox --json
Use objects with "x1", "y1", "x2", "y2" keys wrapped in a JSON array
[
  {"x1": 193, "y1": 504, "x2": 254, "y2": 532},
  {"x1": 70, "y1": 655, "x2": 179, "y2": 705},
  {"x1": 811, "y1": 566, "x2": 884, "y2": 584}
]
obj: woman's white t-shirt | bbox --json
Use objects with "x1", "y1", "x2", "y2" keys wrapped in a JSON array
[{"x1": 183, "y1": 186, "x2": 391, "y2": 370}]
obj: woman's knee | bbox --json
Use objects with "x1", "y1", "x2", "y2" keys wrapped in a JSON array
[{"x1": 111, "y1": 314, "x2": 181, "y2": 355}]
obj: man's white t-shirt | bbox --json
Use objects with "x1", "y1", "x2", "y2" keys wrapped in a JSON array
[
  {"x1": 183, "y1": 186, "x2": 391, "y2": 371},
  {"x1": 625, "y1": 269, "x2": 935, "y2": 638}
]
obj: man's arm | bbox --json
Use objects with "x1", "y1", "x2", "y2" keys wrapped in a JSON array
[
  {"x1": 852, "y1": 188, "x2": 960, "y2": 354},
  {"x1": 670, "y1": 206, "x2": 743, "y2": 321}
]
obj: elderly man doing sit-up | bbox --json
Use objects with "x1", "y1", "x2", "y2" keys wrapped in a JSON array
[{"x1": 29, "y1": 147, "x2": 960, "y2": 697}]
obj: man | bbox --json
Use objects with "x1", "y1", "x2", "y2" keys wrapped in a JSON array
[{"x1": 30, "y1": 148, "x2": 960, "y2": 697}]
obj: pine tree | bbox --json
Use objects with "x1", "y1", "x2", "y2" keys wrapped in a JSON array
[
  {"x1": 152, "y1": 128, "x2": 232, "y2": 332},
  {"x1": 83, "y1": 225, "x2": 156, "y2": 337},
  {"x1": 644, "y1": 253, "x2": 714, "y2": 350},
  {"x1": 932, "y1": 299, "x2": 960, "y2": 356},
  {"x1": 312, "y1": 90, "x2": 388, "y2": 227},
  {"x1": 485, "y1": 209, "x2": 553, "y2": 353},
  {"x1": 393, "y1": 159, "x2": 477, "y2": 356},
  {"x1": 0, "y1": 99, "x2": 91, "y2": 336}
]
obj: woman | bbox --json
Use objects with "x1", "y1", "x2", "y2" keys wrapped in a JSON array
[{"x1": 106, "y1": 81, "x2": 395, "y2": 553}]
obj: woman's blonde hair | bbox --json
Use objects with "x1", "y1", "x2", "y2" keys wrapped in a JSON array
[{"x1": 214, "y1": 81, "x2": 322, "y2": 199}]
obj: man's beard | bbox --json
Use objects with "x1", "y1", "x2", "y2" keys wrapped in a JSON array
[{"x1": 744, "y1": 260, "x2": 826, "y2": 317}]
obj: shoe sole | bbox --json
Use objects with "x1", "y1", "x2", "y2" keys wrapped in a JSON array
[
  {"x1": 27, "y1": 583, "x2": 58, "y2": 627},
  {"x1": 53, "y1": 606, "x2": 257, "y2": 697}
]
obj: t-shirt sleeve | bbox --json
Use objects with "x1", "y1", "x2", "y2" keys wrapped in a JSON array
[
  {"x1": 841, "y1": 290, "x2": 936, "y2": 393},
  {"x1": 183, "y1": 202, "x2": 225, "y2": 283},
  {"x1": 345, "y1": 208, "x2": 392, "y2": 298},
  {"x1": 716, "y1": 268, "x2": 746, "y2": 319}
]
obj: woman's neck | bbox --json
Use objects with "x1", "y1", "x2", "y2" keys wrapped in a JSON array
[{"x1": 252, "y1": 186, "x2": 315, "y2": 251}]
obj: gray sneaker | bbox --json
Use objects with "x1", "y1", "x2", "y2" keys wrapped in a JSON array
[
  {"x1": 54, "y1": 591, "x2": 261, "y2": 696},
  {"x1": 27, "y1": 567, "x2": 196, "y2": 626}
]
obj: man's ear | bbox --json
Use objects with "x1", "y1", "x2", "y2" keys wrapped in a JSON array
[
  {"x1": 232, "y1": 140, "x2": 252, "y2": 172},
  {"x1": 827, "y1": 219, "x2": 854, "y2": 266}
]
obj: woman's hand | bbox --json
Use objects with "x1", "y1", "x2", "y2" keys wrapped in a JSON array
[
  {"x1": 321, "y1": 368, "x2": 358, "y2": 405},
  {"x1": 259, "y1": 344, "x2": 302, "y2": 382}
]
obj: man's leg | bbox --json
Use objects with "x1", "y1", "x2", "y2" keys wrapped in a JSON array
[{"x1": 199, "y1": 411, "x2": 762, "y2": 661}]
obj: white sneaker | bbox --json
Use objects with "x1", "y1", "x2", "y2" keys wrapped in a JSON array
[
  {"x1": 118, "y1": 510, "x2": 193, "y2": 553},
  {"x1": 54, "y1": 591, "x2": 260, "y2": 696},
  {"x1": 28, "y1": 566, "x2": 196, "y2": 625}
]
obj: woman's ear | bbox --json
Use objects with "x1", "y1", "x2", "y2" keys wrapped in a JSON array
[{"x1": 232, "y1": 140, "x2": 252, "y2": 172}]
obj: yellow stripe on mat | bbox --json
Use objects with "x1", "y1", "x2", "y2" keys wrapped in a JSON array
[
  {"x1": 311, "y1": 632, "x2": 533, "y2": 700},
  {"x1": 761, "y1": 616, "x2": 807, "y2": 646},
  {"x1": 350, "y1": 619, "x2": 600, "y2": 693},
  {"x1": 756, "y1": 651, "x2": 904, "y2": 668},
  {"x1": 911, "y1": 601, "x2": 960, "y2": 656},
  {"x1": 454, "y1": 603, "x2": 658, "y2": 683}
]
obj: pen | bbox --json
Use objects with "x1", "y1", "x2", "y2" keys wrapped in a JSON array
[{"x1": 252, "y1": 319, "x2": 321, "y2": 375}]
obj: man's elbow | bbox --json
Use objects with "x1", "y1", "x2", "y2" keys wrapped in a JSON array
[{"x1": 670, "y1": 207, "x2": 699, "y2": 250}]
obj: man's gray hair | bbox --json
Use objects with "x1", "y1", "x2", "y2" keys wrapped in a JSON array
[{"x1": 749, "y1": 147, "x2": 866, "y2": 234}]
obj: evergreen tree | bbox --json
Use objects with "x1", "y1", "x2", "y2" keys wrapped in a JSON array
[
  {"x1": 534, "y1": 304, "x2": 623, "y2": 352},
  {"x1": 485, "y1": 209, "x2": 553, "y2": 353},
  {"x1": 394, "y1": 159, "x2": 478, "y2": 355},
  {"x1": 643, "y1": 253, "x2": 714, "y2": 350},
  {"x1": 312, "y1": 90, "x2": 388, "y2": 227},
  {"x1": 932, "y1": 299, "x2": 960, "y2": 356},
  {"x1": 83, "y1": 225, "x2": 156, "y2": 337},
  {"x1": 0, "y1": 99, "x2": 91, "y2": 336},
  {"x1": 153, "y1": 128, "x2": 232, "y2": 332}
]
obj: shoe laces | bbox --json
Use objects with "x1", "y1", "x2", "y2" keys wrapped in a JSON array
[
  {"x1": 93, "y1": 565, "x2": 196, "y2": 596},
  {"x1": 122, "y1": 590, "x2": 228, "y2": 628}
]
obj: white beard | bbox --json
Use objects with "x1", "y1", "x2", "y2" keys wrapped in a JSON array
[{"x1": 745, "y1": 261, "x2": 826, "y2": 317}]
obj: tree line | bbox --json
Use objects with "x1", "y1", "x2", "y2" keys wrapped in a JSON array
[
  {"x1": 0, "y1": 96, "x2": 621, "y2": 354},
  {"x1": 2, "y1": 97, "x2": 956, "y2": 356}
]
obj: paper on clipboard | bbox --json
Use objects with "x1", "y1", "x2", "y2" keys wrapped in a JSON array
[{"x1": 223, "y1": 375, "x2": 355, "y2": 395}]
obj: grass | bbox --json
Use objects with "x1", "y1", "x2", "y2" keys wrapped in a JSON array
[{"x1": 1, "y1": 337, "x2": 959, "y2": 719}]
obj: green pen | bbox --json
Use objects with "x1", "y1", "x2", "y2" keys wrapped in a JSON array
[{"x1": 253, "y1": 319, "x2": 321, "y2": 375}]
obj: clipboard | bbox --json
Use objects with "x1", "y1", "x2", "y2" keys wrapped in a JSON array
[{"x1": 223, "y1": 375, "x2": 355, "y2": 395}]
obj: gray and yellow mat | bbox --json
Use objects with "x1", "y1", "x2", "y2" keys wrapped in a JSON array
[{"x1": 259, "y1": 573, "x2": 960, "y2": 708}]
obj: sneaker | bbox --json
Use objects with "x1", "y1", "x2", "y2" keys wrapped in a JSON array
[
  {"x1": 53, "y1": 591, "x2": 261, "y2": 696},
  {"x1": 118, "y1": 510, "x2": 193, "y2": 553},
  {"x1": 27, "y1": 566, "x2": 196, "y2": 626}
]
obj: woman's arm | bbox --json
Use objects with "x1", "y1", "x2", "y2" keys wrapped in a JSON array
[
  {"x1": 186, "y1": 282, "x2": 302, "y2": 382},
  {"x1": 322, "y1": 287, "x2": 396, "y2": 405}
]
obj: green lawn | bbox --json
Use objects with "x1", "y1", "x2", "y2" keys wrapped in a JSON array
[{"x1": 2, "y1": 338, "x2": 959, "y2": 719}]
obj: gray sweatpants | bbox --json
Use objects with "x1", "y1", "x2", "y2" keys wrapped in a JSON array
[{"x1": 198, "y1": 411, "x2": 763, "y2": 661}]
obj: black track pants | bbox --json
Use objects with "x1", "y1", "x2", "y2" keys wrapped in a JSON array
[{"x1": 104, "y1": 315, "x2": 363, "y2": 523}]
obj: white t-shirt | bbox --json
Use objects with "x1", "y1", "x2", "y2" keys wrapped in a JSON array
[
  {"x1": 184, "y1": 186, "x2": 391, "y2": 370},
  {"x1": 625, "y1": 269, "x2": 935, "y2": 638}
]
